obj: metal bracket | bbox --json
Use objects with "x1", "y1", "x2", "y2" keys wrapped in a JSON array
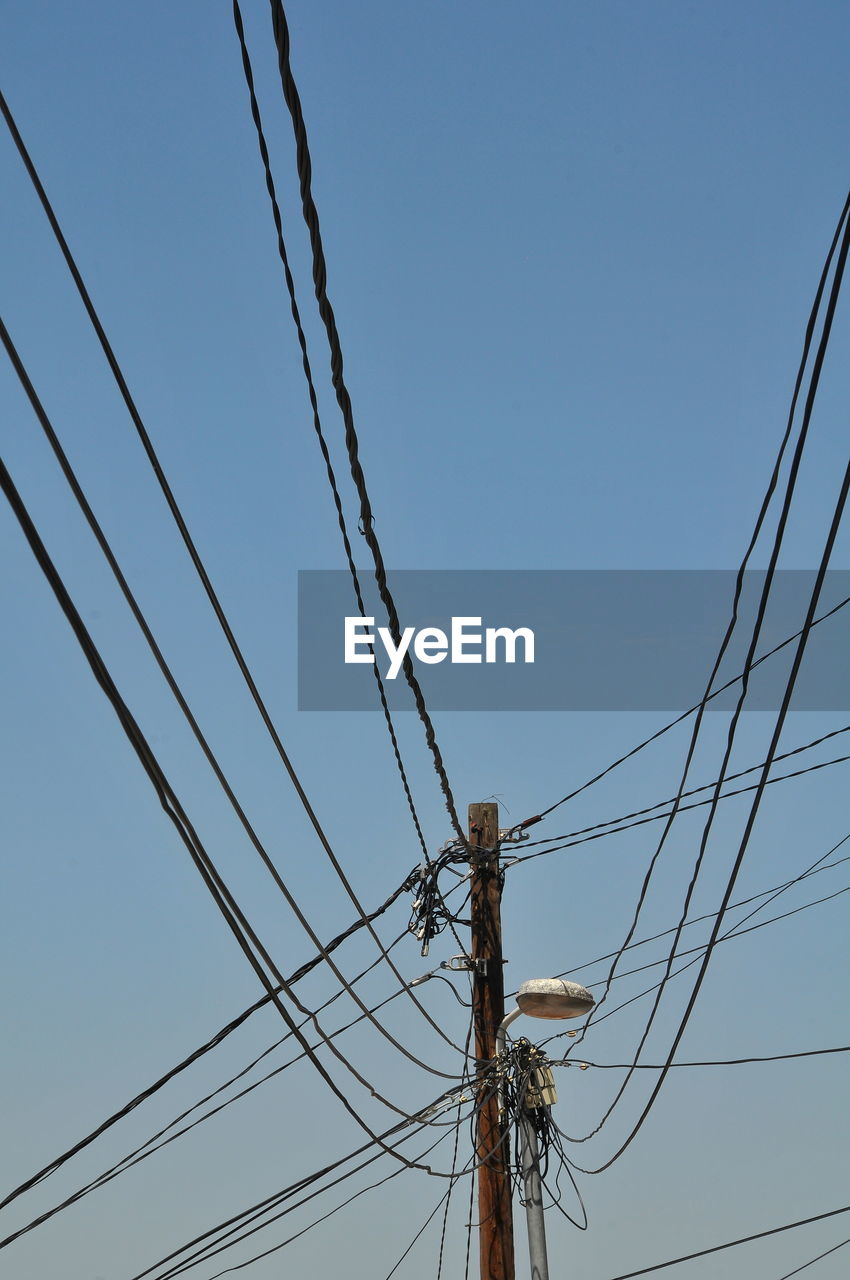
[
  {"x1": 498, "y1": 827, "x2": 530, "y2": 844},
  {"x1": 440, "y1": 954, "x2": 489, "y2": 976}
]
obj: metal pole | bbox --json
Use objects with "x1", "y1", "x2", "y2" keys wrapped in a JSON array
[{"x1": 518, "y1": 1107, "x2": 549, "y2": 1280}]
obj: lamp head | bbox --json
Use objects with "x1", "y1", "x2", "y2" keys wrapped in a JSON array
[{"x1": 515, "y1": 978, "x2": 595, "y2": 1020}]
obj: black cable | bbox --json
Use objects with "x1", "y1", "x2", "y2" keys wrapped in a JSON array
[
  {"x1": 542, "y1": 840, "x2": 850, "y2": 990},
  {"x1": 518, "y1": 723, "x2": 850, "y2": 851},
  {"x1": 1, "y1": 315, "x2": 467, "y2": 1074},
  {"x1": 139, "y1": 1070, "x2": 487, "y2": 1280},
  {"x1": 599, "y1": 1205, "x2": 850, "y2": 1280},
  {"x1": 558, "y1": 193, "x2": 850, "y2": 1155},
  {"x1": 383, "y1": 1184, "x2": 457, "y2": 1280},
  {"x1": 573, "y1": 411, "x2": 850, "y2": 1170},
  {"x1": 0, "y1": 454, "x2": 468, "y2": 1180},
  {"x1": 463, "y1": 1160, "x2": 475, "y2": 1280},
  {"x1": 0, "y1": 900, "x2": 410, "y2": 1213},
  {"x1": 147, "y1": 1121, "x2": 470, "y2": 1280},
  {"x1": 596, "y1": 882, "x2": 850, "y2": 989},
  {"x1": 777, "y1": 1236, "x2": 850, "y2": 1280},
  {"x1": 230, "y1": 0, "x2": 430, "y2": 871},
  {"x1": 0, "y1": 936, "x2": 432, "y2": 1247},
  {"x1": 518, "y1": 584, "x2": 850, "y2": 829},
  {"x1": 127, "y1": 1111, "x2": 428, "y2": 1280},
  {"x1": 556, "y1": 1045, "x2": 850, "y2": 1069},
  {"x1": 261, "y1": 0, "x2": 466, "y2": 843},
  {"x1": 0, "y1": 89, "x2": 463, "y2": 1054},
  {"x1": 547, "y1": 881, "x2": 850, "y2": 1042},
  {"x1": 526, "y1": 179, "x2": 850, "y2": 828},
  {"x1": 512, "y1": 750, "x2": 850, "y2": 866}
]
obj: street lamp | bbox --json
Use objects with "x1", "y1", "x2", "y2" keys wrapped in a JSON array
[{"x1": 496, "y1": 978, "x2": 595, "y2": 1280}]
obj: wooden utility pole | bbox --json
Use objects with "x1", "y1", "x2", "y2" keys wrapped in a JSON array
[{"x1": 469, "y1": 801, "x2": 515, "y2": 1280}]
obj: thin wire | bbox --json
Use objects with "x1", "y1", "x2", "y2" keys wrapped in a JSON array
[
  {"x1": 522, "y1": 585, "x2": 850, "y2": 826},
  {"x1": 512, "y1": 752, "x2": 850, "y2": 866},
  {"x1": 0, "y1": 88, "x2": 463, "y2": 1050},
  {"x1": 0, "y1": 894, "x2": 406, "y2": 1215},
  {"x1": 598, "y1": 1205, "x2": 850, "y2": 1280},
  {"x1": 595, "y1": 882, "x2": 850, "y2": 990},
  {"x1": 127, "y1": 1112, "x2": 433, "y2": 1280},
  {"x1": 262, "y1": 0, "x2": 466, "y2": 842},
  {"x1": 141, "y1": 1076, "x2": 486, "y2": 1280},
  {"x1": 776, "y1": 1236, "x2": 850, "y2": 1280},
  {"x1": 541, "y1": 839, "x2": 850, "y2": 989},
  {"x1": 383, "y1": 1185, "x2": 458, "y2": 1280},
  {"x1": 518, "y1": 723, "x2": 850, "y2": 850},
  {"x1": 550, "y1": 882, "x2": 850, "y2": 1043},
  {"x1": 1, "y1": 937, "x2": 441, "y2": 1247},
  {"x1": 555, "y1": 1045, "x2": 850, "y2": 1069}
]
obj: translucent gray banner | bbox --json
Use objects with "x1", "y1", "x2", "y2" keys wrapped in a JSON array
[{"x1": 297, "y1": 570, "x2": 850, "y2": 711}]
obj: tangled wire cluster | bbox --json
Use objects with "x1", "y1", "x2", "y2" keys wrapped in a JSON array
[
  {"x1": 496, "y1": 1038, "x2": 589, "y2": 1229},
  {"x1": 407, "y1": 842, "x2": 473, "y2": 955}
]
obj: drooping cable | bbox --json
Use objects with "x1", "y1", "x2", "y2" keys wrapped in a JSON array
[
  {"x1": 556, "y1": 194, "x2": 850, "y2": 1148},
  {"x1": 0, "y1": 898, "x2": 408, "y2": 1214},
  {"x1": 1, "y1": 314, "x2": 465, "y2": 1069},
  {"x1": 229, "y1": 0, "x2": 430, "y2": 868},
  {"x1": 134, "y1": 1054, "x2": 485, "y2": 1280},
  {"x1": 1, "y1": 937, "x2": 457, "y2": 1248},
  {"x1": 0, "y1": 455, "x2": 472, "y2": 1180},
  {"x1": 260, "y1": 0, "x2": 466, "y2": 842},
  {"x1": 0, "y1": 88, "x2": 463, "y2": 1049}
]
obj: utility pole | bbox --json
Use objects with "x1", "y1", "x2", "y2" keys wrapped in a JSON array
[{"x1": 469, "y1": 800, "x2": 515, "y2": 1280}]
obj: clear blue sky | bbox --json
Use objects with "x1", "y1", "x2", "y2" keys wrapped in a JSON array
[{"x1": 2, "y1": 2, "x2": 849, "y2": 1278}]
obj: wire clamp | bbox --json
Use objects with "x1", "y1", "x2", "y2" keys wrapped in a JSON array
[{"x1": 440, "y1": 955, "x2": 498, "y2": 976}]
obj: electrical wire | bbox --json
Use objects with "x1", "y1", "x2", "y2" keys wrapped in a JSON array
[
  {"x1": 539, "y1": 829, "x2": 850, "y2": 1046},
  {"x1": 531, "y1": 841, "x2": 850, "y2": 996},
  {"x1": 593, "y1": 881, "x2": 850, "y2": 990},
  {"x1": 0, "y1": 935, "x2": 446, "y2": 1249},
  {"x1": 135, "y1": 1066, "x2": 490, "y2": 1280},
  {"x1": 1, "y1": 315, "x2": 467, "y2": 1076},
  {"x1": 145, "y1": 1121, "x2": 475, "y2": 1280},
  {"x1": 598, "y1": 1205, "x2": 850, "y2": 1280},
  {"x1": 517, "y1": 722, "x2": 850, "y2": 851},
  {"x1": 554, "y1": 192, "x2": 850, "y2": 1162},
  {"x1": 0, "y1": 455, "x2": 471, "y2": 1178},
  {"x1": 229, "y1": 0, "x2": 430, "y2": 869},
  {"x1": 0, "y1": 863, "x2": 413, "y2": 1216},
  {"x1": 546, "y1": 881, "x2": 850, "y2": 1045},
  {"x1": 511, "y1": 750, "x2": 850, "y2": 866},
  {"x1": 516, "y1": 583, "x2": 850, "y2": 830},
  {"x1": 776, "y1": 1236, "x2": 850, "y2": 1280},
  {"x1": 554, "y1": 1045, "x2": 850, "y2": 1069},
  {"x1": 0, "y1": 88, "x2": 464, "y2": 1053},
  {"x1": 261, "y1": 0, "x2": 466, "y2": 843}
]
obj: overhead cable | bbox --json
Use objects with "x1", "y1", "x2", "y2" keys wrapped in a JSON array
[
  {"x1": 557, "y1": 191, "x2": 850, "y2": 1161},
  {"x1": 259, "y1": 0, "x2": 466, "y2": 842},
  {"x1": 229, "y1": 0, "x2": 432, "y2": 875},
  {"x1": 599, "y1": 1205, "x2": 850, "y2": 1280},
  {"x1": 0, "y1": 456, "x2": 470, "y2": 1179},
  {"x1": 0, "y1": 314, "x2": 464, "y2": 1067},
  {"x1": 0, "y1": 88, "x2": 461, "y2": 1050}
]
